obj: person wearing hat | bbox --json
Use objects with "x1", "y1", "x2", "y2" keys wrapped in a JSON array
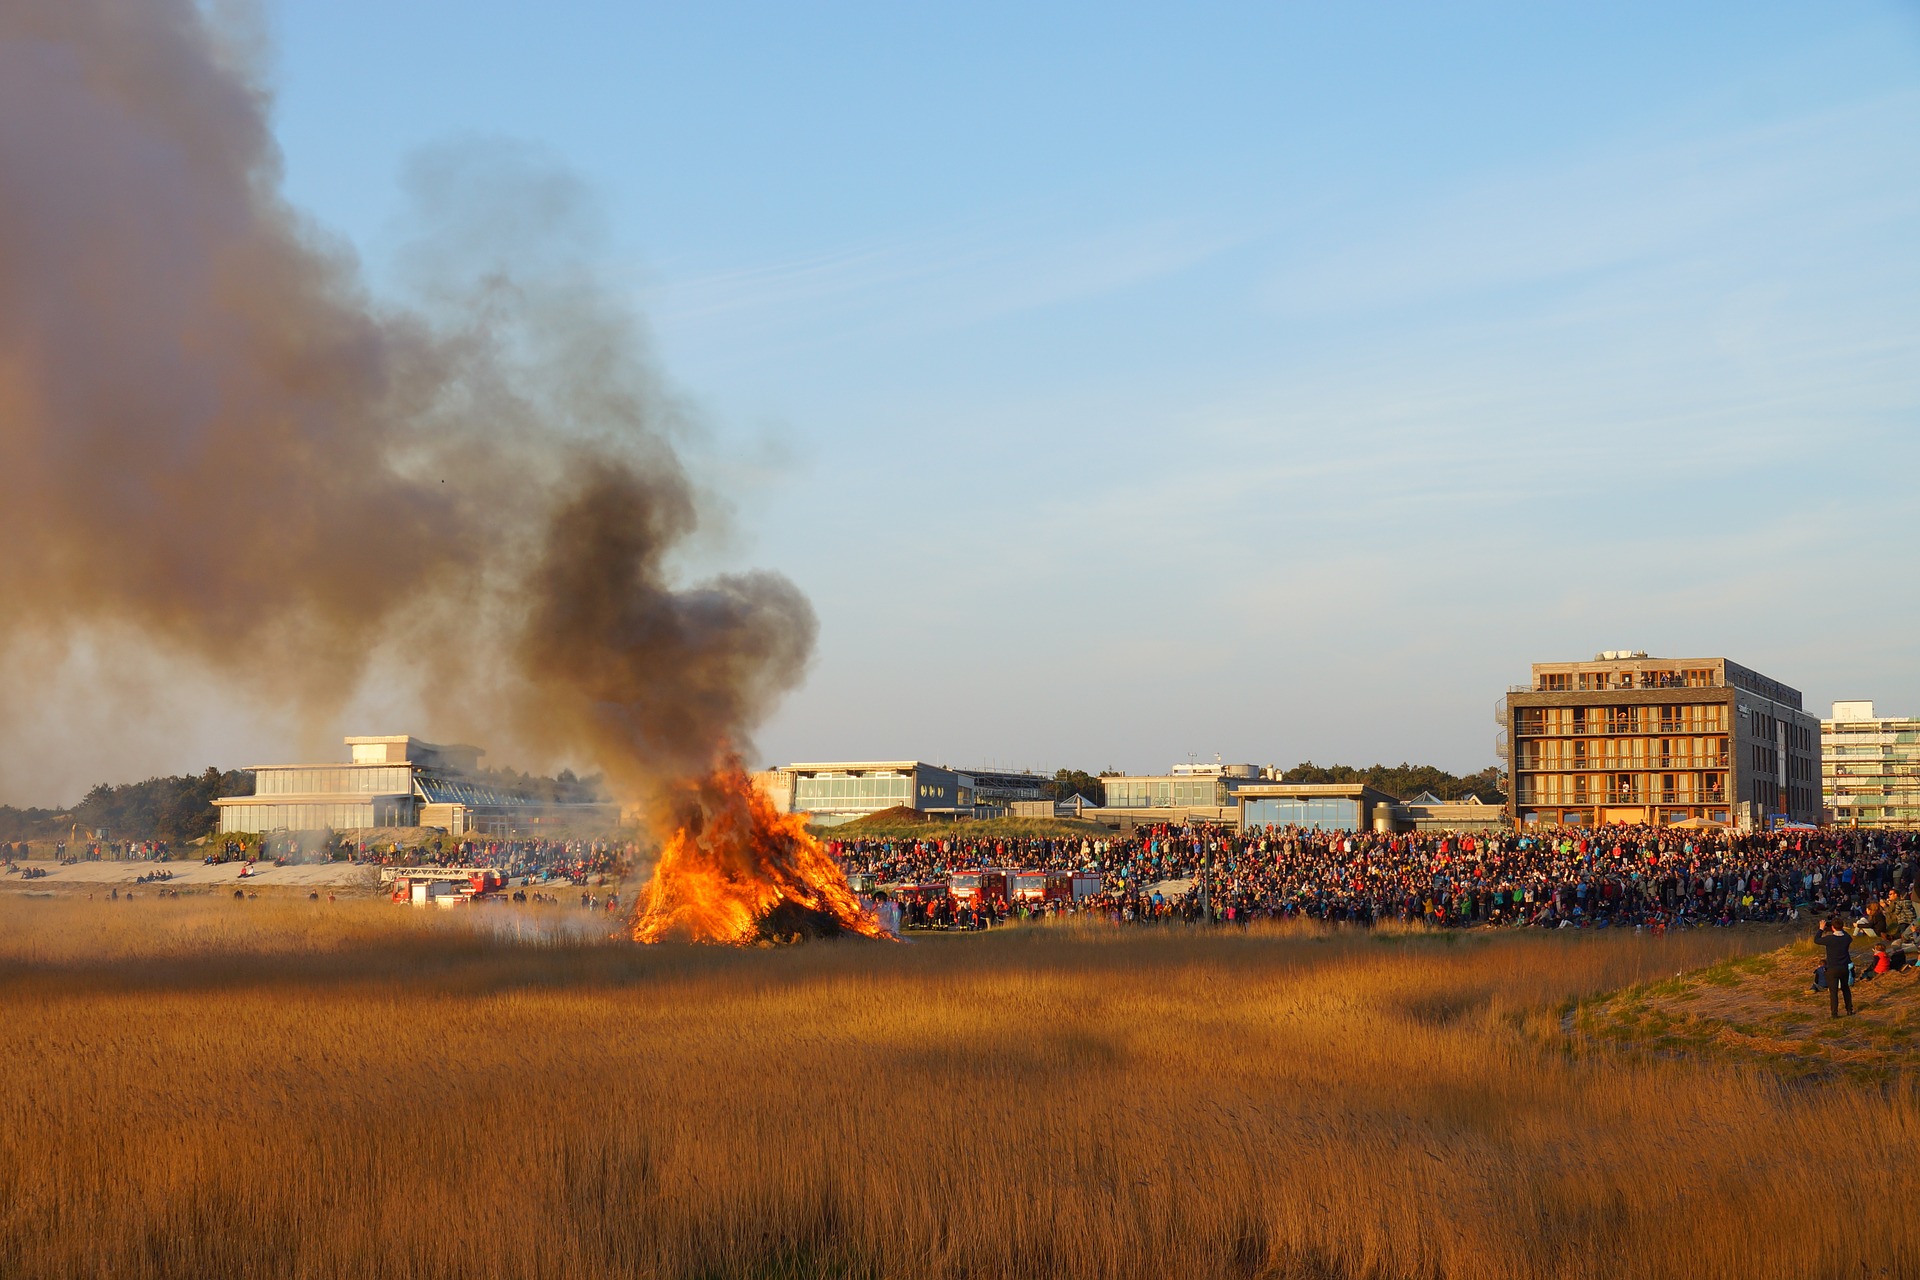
[{"x1": 1816, "y1": 917, "x2": 1855, "y2": 1017}]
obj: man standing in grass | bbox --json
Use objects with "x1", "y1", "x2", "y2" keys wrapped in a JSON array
[{"x1": 1817, "y1": 917, "x2": 1855, "y2": 1018}]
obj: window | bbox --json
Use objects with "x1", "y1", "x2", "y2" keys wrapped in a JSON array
[{"x1": 1242, "y1": 798, "x2": 1360, "y2": 832}]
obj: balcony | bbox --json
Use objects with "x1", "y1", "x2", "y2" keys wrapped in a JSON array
[
  {"x1": 1518, "y1": 759, "x2": 1727, "y2": 772},
  {"x1": 1514, "y1": 722, "x2": 1727, "y2": 739}
]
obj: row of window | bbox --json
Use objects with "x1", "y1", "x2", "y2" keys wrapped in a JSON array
[
  {"x1": 1243, "y1": 798, "x2": 1361, "y2": 832},
  {"x1": 1516, "y1": 706, "x2": 1730, "y2": 735},
  {"x1": 1756, "y1": 715, "x2": 1814, "y2": 754},
  {"x1": 1518, "y1": 737, "x2": 1729, "y2": 770},
  {"x1": 1751, "y1": 743, "x2": 1814, "y2": 784},
  {"x1": 1102, "y1": 780, "x2": 1224, "y2": 808},
  {"x1": 793, "y1": 775, "x2": 975, "y2": 810},
  {"x1": 1522, "y1": 809, "x2": 1732, "y2": 824},
  {"x1": 795, "y1": 775, "x2": 912, "y2": 803},
  {"x1": 1518, "y1": 773, "x2": 1726, "y2": 805},
  {"x1": 254, "y1": 766, "x2": 415, "y2": 797},
  {"x1": 1534, "y1": 669, "x2": 1718, "y2": 692},
  {"x1": 218, "y1": 801, "x2": 412, "y2": 833}
]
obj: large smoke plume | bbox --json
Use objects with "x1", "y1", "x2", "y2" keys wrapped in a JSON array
[{"x1": 0, "y1": 1, "x2": 816, "y2": 816}]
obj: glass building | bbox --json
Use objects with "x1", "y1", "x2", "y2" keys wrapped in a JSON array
[
  {"x1": 1234, "y1": 783, "x2": 1398, "y2": 833},
  {"x1": 1100, "y1": 763, "x2": 1264, "y2": 814},
  {"x1": 761, "y1": 761, "x2": 978, "y2": 826},
  {"x1": 1823, "y1": 701, "x2": 1920, "y2": 829},
  {"x1": 214, "y1": 735, "x2": 610, "y2": 835},
  {"x1": 1242, "y1": 796, "x2": 1360, "y2": 831}
]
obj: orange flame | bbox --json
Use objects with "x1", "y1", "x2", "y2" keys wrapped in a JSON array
[{"x1": 631, "y1": 764, "x2": 891, "y2": 944}]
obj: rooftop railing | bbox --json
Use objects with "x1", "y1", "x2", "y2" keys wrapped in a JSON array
[{"x1": 1509, "y1": 674, "x2": 1727, "y2": 695}]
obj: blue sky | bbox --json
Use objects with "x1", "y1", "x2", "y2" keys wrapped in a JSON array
[{"x1": 253, "y1": 0, "x2": 1920, "y2": 780}]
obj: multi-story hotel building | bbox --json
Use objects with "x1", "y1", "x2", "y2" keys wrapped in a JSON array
[
  {"x1": 1822, "y1": 701, "x2": 1920, "y2": 829},
  {"x1": 1505, "y1": 652, "x2": 1820, "y2": 829}
]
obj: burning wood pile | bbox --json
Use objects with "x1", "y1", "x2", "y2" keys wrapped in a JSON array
[{"x1": 630, "y1": 765, "x2": 889, "y2": 945}]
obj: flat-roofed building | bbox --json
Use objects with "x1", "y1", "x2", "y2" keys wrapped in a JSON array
[
  {"x1": 962, "y1": 768, "x2": 1053, "y2": 813},
  {"x1": 1823, "y1": 701, "x2": 1920, "y2": 829},
  {"x1": 1505, "y1": 652, "x2": 1820, "y2": 829},
  {"x1": 1235, "y1": 782, "x2": 1399, "y2": 833},
  {"x1": 1099, "y1": 763, "x2": 1264, "y2": 819},
  {"x1": 1396, "y1": 792, "x2": 1509, "y2": 833},
  {"x1": 769, "y1": 761, "x2": 979, "y2": 826},
  {"x1": 214, "y1": 735, "x2": 615, "y2": 836}
]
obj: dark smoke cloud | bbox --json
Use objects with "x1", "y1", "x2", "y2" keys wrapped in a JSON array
[{"x1": 0, "y1": 0, "x2": 816, "y2": 810}]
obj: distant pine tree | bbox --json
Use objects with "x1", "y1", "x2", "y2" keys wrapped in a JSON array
[
  {"x1": 1279, "y1": 761, "x2": 1506, "y2": 803},
  {"x1": 54, "y1": 769, "x2": 256, "y2": 842}
]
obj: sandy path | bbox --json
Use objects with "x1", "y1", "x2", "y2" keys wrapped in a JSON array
[{"x1": 1, "y1": 861, "x2": 379, "y2": 889}]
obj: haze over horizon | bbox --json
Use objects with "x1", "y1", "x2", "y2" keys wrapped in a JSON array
[{"x1": 3, "y1": 0, "x2": 1917, "y2": 805}]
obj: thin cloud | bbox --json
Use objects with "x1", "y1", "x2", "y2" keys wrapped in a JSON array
[{"x1": 1260, "y1": 90, "x2": 1920, "y2": 318}]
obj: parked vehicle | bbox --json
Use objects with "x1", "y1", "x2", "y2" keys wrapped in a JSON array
[
  {"x1": 948, "y1": 869, "x2": 1009, "y2": 906},
  {"x1": 387, "y1": 866, "x2": 508, "y2": 905}
]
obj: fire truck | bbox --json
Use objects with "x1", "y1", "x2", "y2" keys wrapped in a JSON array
[
  {"x1": 1011, "y1": 870, "x2": 1073, "y2": 903},
  {"x1": 385, "y1": 867, "x2": 508, "y2": 906},
  {"x1": 947, "y1": 869, "x2": 1010, "y2": 906},
  {"x1": 890, "y1": 882, "x2": 950, "y2": 906},
  {"x1": 1009, "y1": 870, "x2": 1105, "y2": 902}
]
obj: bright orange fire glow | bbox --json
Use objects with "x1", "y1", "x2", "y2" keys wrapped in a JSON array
[{"x1": 631, "y1": 765, "x2": 891, "y2": 945}]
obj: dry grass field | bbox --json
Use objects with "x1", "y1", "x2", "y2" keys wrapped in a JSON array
[{"x1": 0, "y1": 894, "x2": 1913, "y2": 1280}]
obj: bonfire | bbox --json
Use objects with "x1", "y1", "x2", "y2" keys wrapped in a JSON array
[{"x1": 630, "y1": 765, "x2": 890, "y2": 944}]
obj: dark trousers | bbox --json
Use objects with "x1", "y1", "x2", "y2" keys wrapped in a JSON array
[{"x1": 1830, "y1": 965, "x2": 1853, "y2": 1015}]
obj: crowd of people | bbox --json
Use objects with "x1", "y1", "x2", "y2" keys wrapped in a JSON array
[
  {"x1": 373, "y1": 837, "x2": 634, "y2": 886},
  {"x1": 4, "y1": 839, "x2": 108, "y2": 864},
  {"x1": 8, "y1": 811, "x2": 1919, "y2": 939},
  {"x1": 830, "y1": 822, "x2": 1920, "y2": 934},
  {"x1": 200, "y1": 835, "x2": 635, "y2": 887}
]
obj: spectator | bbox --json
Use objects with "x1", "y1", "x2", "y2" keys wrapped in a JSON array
[
  {"x1": 1816, "y1": 918, "x2": 1855, "y2": 1017},
  {"x1": 825, "y1": 819, "x2": 1917, "y2": 935}
]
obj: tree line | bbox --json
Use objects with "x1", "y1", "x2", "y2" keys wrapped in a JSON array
[
  {"x1": 0, "y1": 765, "x2": 609, "y2": 843},
  {"x1": 1276, "y1": 761, "x2": 1506, "y2": 803},
  {"x1": 0, "y1": 768, "x2": 252, "y2": 843},
  {"x1": 1044, "y1": 763, "x2": 1505, "y2": 804}
]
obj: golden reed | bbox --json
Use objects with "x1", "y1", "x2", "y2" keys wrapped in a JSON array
[{"x1": 0, "y1": 896, "x2": 1910, "y2": 1279}]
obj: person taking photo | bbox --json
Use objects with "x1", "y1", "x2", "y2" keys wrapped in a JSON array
[{"x1": 1817, "y1": 917, "x2": 1855, "y2": 1018}]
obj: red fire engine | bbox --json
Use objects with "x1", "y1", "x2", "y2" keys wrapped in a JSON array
[
  {"x1": 1011, "y1": 870, "x2": 1076, "y2": 903},
  {"x1": 386, "y1": 866, "x2": 508, "y2": 905},
  {"x1": 947, "y1": 869, "x2": 1010, "y2": 906}
]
